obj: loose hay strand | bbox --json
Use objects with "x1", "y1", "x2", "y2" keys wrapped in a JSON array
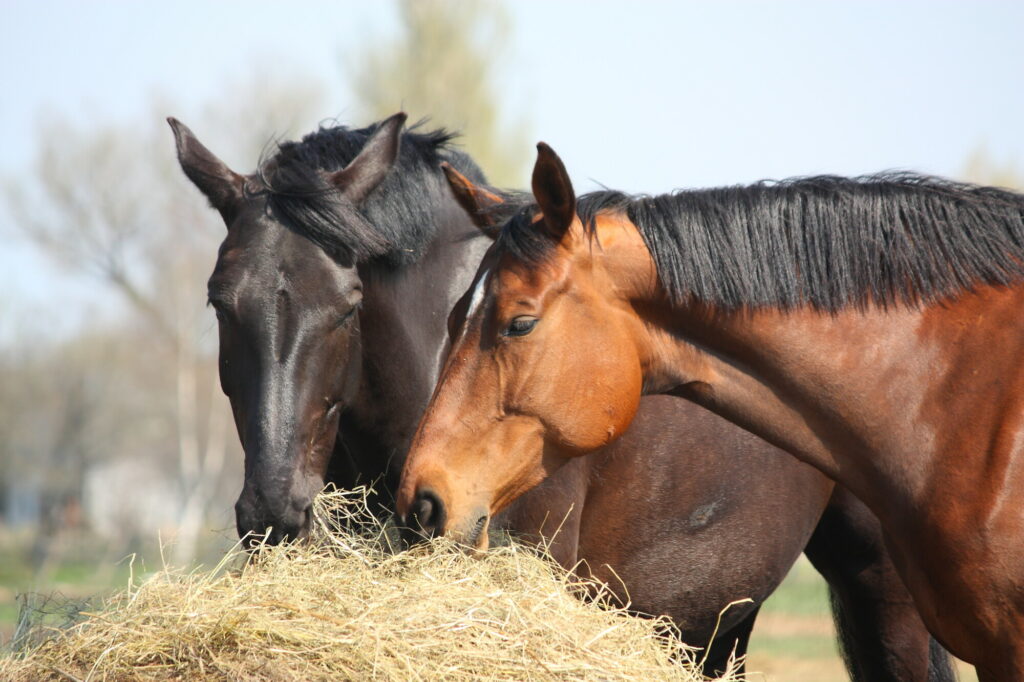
[{"x1": 2, "y1": 488, "x2": 742, "y2": 681}]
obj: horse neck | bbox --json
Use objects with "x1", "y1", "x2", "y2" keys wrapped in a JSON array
[
  {"x1": 586, "y1": 210, "x2": 921, "y2": 510},
  {"x1": 642, "y1": 282, "x2": 1024, "y2": 518},
  {"x1": 344, "y1": 197, "x2": 492, "y2": 485}
]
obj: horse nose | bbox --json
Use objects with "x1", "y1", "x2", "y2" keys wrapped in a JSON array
[
  {"x1": 265, "y1": 504, "x2": 312, "y2": 545},
  {"x1": 408, "y1": 488, "x2": 447, "y2": 539},
  {"x1": 235, "y1": 495, "x2": 313, "y2": 549},
  {"x1": 235, "y1": 496, "x2": 262, "y2": 543}
]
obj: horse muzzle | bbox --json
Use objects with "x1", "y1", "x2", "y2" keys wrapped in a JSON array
[
  {"x1": 234, "y1": 491, "x2": 314, "y2": 549},
  {"x1": 398, "y1": 487, "x2": 490, "y2": 551}
]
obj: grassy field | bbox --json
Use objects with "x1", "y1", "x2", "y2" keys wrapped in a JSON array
[
  {"x1": 0, "y1": 532, "x2": 128, "y2": 643},
  {"x1": 0, "y1": 533, "x2": 978, "y2": 681}
]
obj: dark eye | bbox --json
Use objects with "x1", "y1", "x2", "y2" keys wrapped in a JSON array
[
  {"x1": 335, "y1": 302, "x2": 361, "y2": 329},
  {"x1": 339, "y1": 310, "x2": 354, "y2": 326},
  {"x1": 504, "y1": 316, "x2": 538, "y2": 337}
]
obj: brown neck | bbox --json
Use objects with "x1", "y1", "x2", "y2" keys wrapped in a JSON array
[
  {"x1": 594, "y1": 212, "x2": 971, "y2": 516},
  {"x1": 655, "y1": 306, "x2": 927, "y2": 497}
]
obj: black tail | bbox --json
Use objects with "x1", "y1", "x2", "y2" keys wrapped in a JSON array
[{"x1": 829, "y1": 586, "x2": 958, "y2": 682}]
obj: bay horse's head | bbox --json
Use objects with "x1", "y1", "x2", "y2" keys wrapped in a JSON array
[
  {"x1": 169, "y1": 114, "x2": 406, "y2": 545},
  {"x1": 397, "y1": 144, "x2": 654, "y2": 548}
]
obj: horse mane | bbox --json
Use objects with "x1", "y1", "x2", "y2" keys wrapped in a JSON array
[
  {"x1": 496, "y1": 173, "x2": 1024, "y2": 310},
  {"x1": 257, "y1": 119, "x2": 486, "y2": 266}
]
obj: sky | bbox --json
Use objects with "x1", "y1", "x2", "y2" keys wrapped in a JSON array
[{"x1": 2, "y1": 1, "x2": 1023, "y2": 337}]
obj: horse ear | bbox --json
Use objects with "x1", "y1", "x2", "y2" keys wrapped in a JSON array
[
  {"x1": 168, "y1": 117, "x2": 244, "y2": 222},
  {"x1": 441, "y1": 162, "x2": 504, "y2": 240},
  {"x1": 328, "y1": 112, "x2": 407, "y2": 205},
  {"x1": 532, "y1": 142, "x2": 576, "y2": 241}
]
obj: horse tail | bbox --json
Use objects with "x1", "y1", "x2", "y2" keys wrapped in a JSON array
[{"x1": 828, "y1": 586, "x2": 958, "y2": 681}]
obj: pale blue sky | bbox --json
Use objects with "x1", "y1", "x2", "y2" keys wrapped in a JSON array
[{"x1": 2, "y1": 1, "x2": 1023, "y2": 336}]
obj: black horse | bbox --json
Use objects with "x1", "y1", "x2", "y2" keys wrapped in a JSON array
[{"x1": 170, "y1": 114, "x2": 953, "y2": 680}]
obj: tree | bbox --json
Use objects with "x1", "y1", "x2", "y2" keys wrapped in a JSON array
[
  {"x1": 963, "y1": 147, "x2": 1021, "y2": 190},
  {"x1": 346, "y1": 0, "x2": 529, "y2": 187}
]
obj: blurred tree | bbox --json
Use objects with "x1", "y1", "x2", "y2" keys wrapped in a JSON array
[
  {"x1": 963, "y1": 147, "x2": 1021, "y2": 189},
  {"x1": 347, "y1": 0, "x2": 529, "y2": 187},
  {"x1": 0, "y1": 329, "x2": 112, "y2": 573},
  {"x1": 3, "y1": 73, "x2": 326, "y2": 564}
]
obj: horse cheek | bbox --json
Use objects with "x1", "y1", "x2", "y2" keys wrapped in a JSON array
[
  {"x1": 603, "y1": 359, "x2": 643, "y2": 445},
  {"x1": 566, "y1": 349, "x2": 643, "y2": 453}
]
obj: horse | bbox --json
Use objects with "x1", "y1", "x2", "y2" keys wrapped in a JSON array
[
  {"x1": 397, "y1": 140, "x2": 1024, "y2": 680},
  {"x1": 170, "y1": 116, "x2": 952, "y2": 679}
]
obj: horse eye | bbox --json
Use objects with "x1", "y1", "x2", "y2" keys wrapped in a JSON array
[
  {"x1": 335, "y1": 303, "x2": 361, "y2": 329},
  {"x1": 504, "y1": 316, "x2": 538, "y2": 337}
]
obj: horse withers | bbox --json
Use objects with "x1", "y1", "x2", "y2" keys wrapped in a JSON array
[
  {"x1": 398, "y1": 141, "x2": 1024, "y2": 680},
  {"x1": 172, "y1": 117, "x2": 952, "y2": 679}
]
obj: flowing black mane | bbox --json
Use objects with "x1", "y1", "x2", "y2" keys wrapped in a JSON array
[
  {"x1": 258, "y1": 120, "x2": 486, "y2": 266},
  {"x1": 496, "y1": 173, "x2": 1024, "y2": 310}
]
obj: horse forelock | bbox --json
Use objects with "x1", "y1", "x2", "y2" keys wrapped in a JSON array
[{"x1": 255, "y1": 119, "x2": 484, "y2": 267}]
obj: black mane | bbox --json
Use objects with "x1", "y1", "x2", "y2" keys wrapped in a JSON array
[
  {"x1": 496, "y1": 173, "x2": 1024, "y2": 310},
  {"x1": 258, "y1": 119, "x2": 486, "y2": 266}
]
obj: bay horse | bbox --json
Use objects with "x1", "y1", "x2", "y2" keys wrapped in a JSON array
[
  {"x1": 170, "y1": 116, "x2": 952, "y2": 678},
  {"x1": 397, "y1": 141, "x2": 1024, "y2": 680}
]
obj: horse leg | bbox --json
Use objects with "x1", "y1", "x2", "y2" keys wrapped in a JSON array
[
  {"x1": 803, "y1": 485, "x2": 955, "y2": 682},
  {"x1": 700, "y1": 604, "x2": 759, "y2": 678}
]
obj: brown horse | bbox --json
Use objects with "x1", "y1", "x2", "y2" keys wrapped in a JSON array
[
  {"x1": 398, "y1": 142, "x2": 1024, "y2": 680},
  {"x1": 172, "y1": 115, "x2": 950, "y2": 678}
]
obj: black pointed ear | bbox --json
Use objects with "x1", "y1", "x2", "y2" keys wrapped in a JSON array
[
  {"x1": 532, "y1": 142, "x2": 576, "y2": 241},
  {"x1": 167, "y1": 117, "x2": 244, "y2": 223},
  {"x1": 327, "y1": 112, "x2": 407, "y2": 205},
  {"x1": 441, "y1": 162, "x2": 504, "y2": 240}
]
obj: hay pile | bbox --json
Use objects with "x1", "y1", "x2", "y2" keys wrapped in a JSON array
[{"x1": 2, "y1": 489, "x2": 741, "y2": 681}]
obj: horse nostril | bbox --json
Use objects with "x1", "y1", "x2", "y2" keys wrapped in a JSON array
[
  {"x1": 410, "y1": 488, "x2": 446, "y2": 537},
  {"x1": 413, "y1": 496, "x2": 434, "y2": 524},
  {"x1": 470, "y1": 515, "x2": 488, "y2": 545}
]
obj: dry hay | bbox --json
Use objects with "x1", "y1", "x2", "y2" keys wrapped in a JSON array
[{"x1": 1, "y1": 488, "x2": 742, "y2": 681}]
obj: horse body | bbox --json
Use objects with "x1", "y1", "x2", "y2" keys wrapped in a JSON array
[
  {"x1": 506, "y1": 395, "x2": 831, "y2": 642},
  {"x1": 663, "y1": 285, "x2": 1024, "y2": 667},
  {"x1": 172, "y1": 118, "x2": 951, "y2": 678},
  {"x1": 397, "y1": 143, "x2": 1024, "y2": 679}
]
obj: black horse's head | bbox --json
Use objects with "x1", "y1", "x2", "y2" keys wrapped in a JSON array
[{"x1": 169, "y1": 114, "x2": 407, "y2": 546}]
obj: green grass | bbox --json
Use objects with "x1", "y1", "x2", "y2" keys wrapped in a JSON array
[
  {"x1": 749, "y1": 632, "x2": 840, "y2": 660},
  {"x1": 0, "y1": 603, "x2": 18, "y2": 632},
  {"x1": 758, "y1": 557, "x2": 831, "y2": 617}
]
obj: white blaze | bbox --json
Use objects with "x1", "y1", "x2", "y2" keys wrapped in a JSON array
[
  {"x1": 466, "y1": 268, "x2": 490, "y2": 319},
  {"x1": 454, "y1": 267, "x2": 490, "y2": 345}
]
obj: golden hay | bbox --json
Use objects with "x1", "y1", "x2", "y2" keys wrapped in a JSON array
[{"x1": 1, "y1": 489, "x2": 742, "y2": 681}]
